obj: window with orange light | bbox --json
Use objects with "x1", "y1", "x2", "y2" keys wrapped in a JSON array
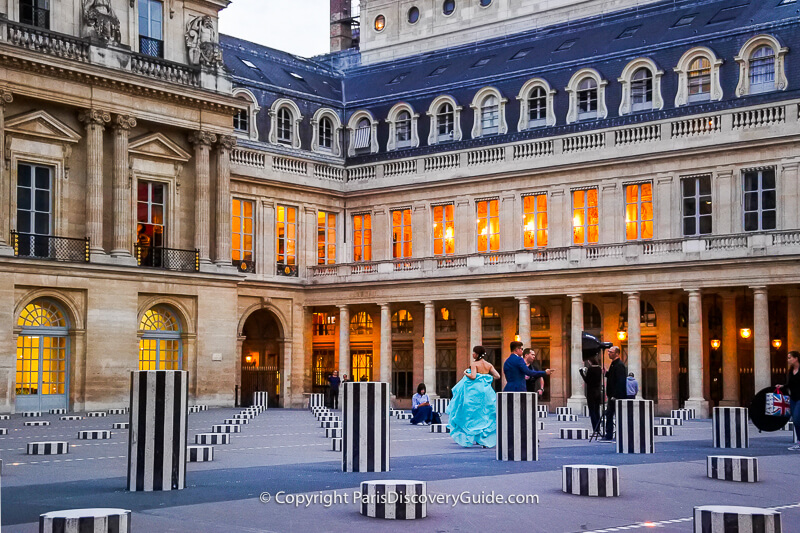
[
  {"x1": 352, "y1": 213, "x2": 372, "y2": 262},
  {"x1": 276, "y1": 205, "x2": 297, "y2": 269},
  {"x1": 232, "y1": 198, "x2": 254, "y2": 267},
  {"x1": 392, "y1": 209, "x2": 412, "y2": 258},
  {"x1": 572, "y1": 189, "x2": 599, "y2": 245},
  {"x1": 476, "y1": 199, "x2": 499, "y2": 253},
  {"x1": 625, "y1": 183, "x2": 653, "y2": 240},
  {"x1": 317, "y1": 211, "x2": 336, "y2": 264},
  {"x1": 523, "y1": 194, "x2": 548, "y2": 248},
  {"x1": 432, "y1": 204, "x2": 455, "y2": 255}
]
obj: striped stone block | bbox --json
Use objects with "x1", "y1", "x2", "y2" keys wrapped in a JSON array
[
  {"x1": 314, "y1": 411, "x2": 332, "y2": 420},
  {"x1": 707, "y1": 456, "x2": 759, "y2": 483},
  {"x1": 713, "y1": 407, "x2": 749, "y2": 449},
  {"x1": 660, "y1": 417, "x2": 683, "y2": 426},
  {"x1": 497, "y1": 392, "x2": 538, "y2": 461},
  {"x1": 253, "y1": 391, "x2": 269, "y2": 407},
  {"x1": 359, "y1": 480, "x2": 427, "y2": 519},
  {"x1": 242, "y1": 408, "x2": 260, "y2": 415},
  {"x1": 128, "y1": 370, "x2": 188, "y2": 492},
  {"x1": 671, "y1": 409, "x2": 692, "y2": 420},
  {"x1": 560, "y1": 428, "x2": 589, "y2": 440},
  {"x1": 195, "y1": 433, "x2": 230, "y2": 445},
  {"x1": 538, "y1": 421, "x2": 544, "y2": 430},
  {"x1": 583, "y1": 405, "x2": 590, "y2": 417},
  {"x1": 87, "y1": 412, "x2": 106, "y2": 418},
  {"x1": 538, "y1": 411, "x2": 547, "y2": 419},
  {"x1": 319, "y1": 416, "x2": 340, "y2": 422},
  {"x1": 223, "y1": 418, "x2": 249, "y2": 425},
  {"x1": 321, "y1": 421, "x2": 341, "y2": 429},
  {"x1": 0, "y1": 428, "x2": 6, "y2": 435},
  {"x1": 616, "y1": 399, "x2": 654, "y2": 454},
  {"x1": 432, "y1": 398, "x2": 450, "y2": 414},
  {"x1": 308, "y1": 393, "x2": 324, "y2": 410},
  {"x1": 78, "y1": 430, "x2": 111, "y2": 440},
  {"x1": 682, "y1": 408, "x2": 697, "y2": 419},
  {"x1": 60, "y1": 416, "x2": 83, "y2": 421},
  {"x1": 0, "y1": 414, "x2": 8, "y2": 420},
  {"x1": 39, "y1": 509, "x2": 131, "y2": 533},
  {"x1": 25, "y1": 421, "x2": 50, "y2": 426},
  {"x1": 693, "y1": 505, "x2": 781, "y2": 533},
  {"x1": 28, "y1": 441, "x2": 68, "y2": 455},
  {"x1": 396, "y1": 412, "x2": 412, "y2": 420},
  {"x1": 113, "y1": 422, "x2": 129, "y2": 430},
  {"x1": 390, "y1": 409, "x2": 403, "y2": 417},
  {"x1": 326, "y1": 428, "x2": 342, "y2": 438},
  {"x1": 187, "y1": 445, "x2": 214, "y2": 462},
  {"x1": 562, "y1": 465, "x2": 620, "y2": 497},
  {"x1": 557, "y1": 414, "x2": 579, "y2": 422},
  {"x1": 211, "y1": 425, "x2": 241, "y2": 433},
  {"x1": 654, "y1": 425, "x2": 674, "y2": 436},
  {"x1": 189, "y1": 405, "x2": 208, "y2": 413},
  {"x1": 556, "y1": 407, "x2": 573, "y2": 415},
  {"x1": 430, "y1": 424, "x2": 450, "y2": 433},
  {"x1": 233, "y1": 413, "x2": 253, "y2": 420},
  {"x1": 108, "y1": 408, "x2": 128, "y2": 415},
  {"x1": 343, "y1": 382, "x2": 390, "y2": 472},
  {"x1": 49, "y1": 408, "x2": 67, "y2": 415},
  {"x1": 21, "y1": 411, "x2": 42, "y2": 417},
  {"x1": 332, "y1": 437, "x2": 342, "y2": 451}
]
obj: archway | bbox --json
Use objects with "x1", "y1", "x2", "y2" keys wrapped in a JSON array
[{"x1": 241, "y1": 309, "x2": 283, "y2": 407}]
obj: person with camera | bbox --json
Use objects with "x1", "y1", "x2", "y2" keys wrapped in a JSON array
[
  {"x1": 602, "y1": 346, "x2": 628, "y2": 441},
  {"x1": 579, "y1": 355, "x2": 603, "y2": 434}
]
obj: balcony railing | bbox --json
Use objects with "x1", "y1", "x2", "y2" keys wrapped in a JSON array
[
  {"x1": 233, "y1": 258, "x2": 256, "y2": 273},
  {"x1": 11, "y1": 232, "x2": 89, "y2": 263},
  {"x1": 139, "y1": 36, "x2": 164, "y2": 58},
  {"x1": 6, "y1": 20, "x2": 89, "y2": 62},
  {"x1": 135, "y1": 244, "x2": 199, "y2": 273}
]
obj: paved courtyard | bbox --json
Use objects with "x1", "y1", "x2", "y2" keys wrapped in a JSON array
[{"x1": 1, "y1": 408, "x2": 798, "y2": 532}]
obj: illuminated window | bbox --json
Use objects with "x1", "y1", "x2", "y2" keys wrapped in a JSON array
[
  {"x1": 743, "y1": 168, "x2": 776, "y2": 232},
  {"x1": 351, "y1": 349, "x2": 373, "y2": 381},
  {"x1": 749, "y1": 46, "x2": 775, "y2": 93},
  {"x1": 577, "y1": 77, "x2": 598, "y2": 120},
  {"x1": 136, "y1": 181, "x2": 165, "y2": 267},
  {"x1": 391, "y1": 310, "x2": 414, "y2": 334},
  {"x1": 232, "y1": 199, "x2": 254, "y2": 271},
  {"x1": 481, "y1": 306, "x2": 501, "y2": 332},
  {"x1": 313, "y1": 348, "x2": 334, "y2": 386},
  {"x1": 138, "y1": 306, "x2": 182, "y2": 370},
  {"x1": 523, "y1": 194, "x2": 548, "y2": 248},
  {"x1": 437, "y1": 103, "x2": 455, "y2": 141},
  {"x1": 572, "y1": 189, "x2": 599, "y2": 245},
  {"x1": 352, "y1": 213, "x2": 372, "y2": 262},
  {"x1": 621, "y1": 301, "x2": 658, "y2": 328},
  {"x1": 625, "y1": 183, "x2": 653, "y2": 240},
  {"x1": 319, "y1": 116, "x2": 333, "y2": 150},
  {"x1": 688, "y1": 57, "x2": 711, "y2": 102},
  {"x1": 277, "y1": 107, "x2": 293, "y2": 144},
  {"x1": 312, "y1": 312, "x2": 335, "y2": 336},
  {"x1": 432, "y1": 204, "x2": 455, "y2": 256},
  {"x1": 682, "y1": 176, "x2": 712, "y2": 236},
  {"x1": 476, "y1": 199, "x2": 499, "y2": 253},
  {"x1": 350, "y1": 312, "x2": 373, "y2": 335},
  {"x1": 317, "y1": 211, "x2": 336, "y2": 264},
  {"x1": 392, "y1": 349, "x2": 413, "y2": 398},
  {"x1": 276, "y1": 205, "x2": 297, "y2": 275},
  {"x1": 16, "y1": 299, "x2": 68, "y2": 400},
  {"x1": 481, "y1": 95, "x2": 499, "y2": 135},
  {"x1": 436, "y1": 307, "x2": 456, "y2": 332},
  {"x1": 374, "y1": 15, "x2": 385, "y2": 31},
  {"x1": 531, "y1": 305, "x2": 550, "y2": 331},
  {"x1": 631, "y1": 68, "x2": 653, "y2": 112},
  {"x1": 584, "y1": 303, "x2": 602, "y2": 330},
  {"x1": 392, "y1": 209, "x2": 412, "y2": 259}
]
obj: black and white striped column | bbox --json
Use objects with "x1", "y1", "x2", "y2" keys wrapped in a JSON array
[
  {"x1": 706, "y1": 456, "x2": 759, "y2": 483},
  {"x1": 432, "y1": 398, "x2": 449, "y2": 414},
  {"x1": 560, "y1": 428, "x2": 589, "y2": 440},
  {"x1": 654, "y1": 425, "x2": 674, "y2": 436},
  {"x1": 712, "y1": 407, "x2": 749, "y2": 449},
  {"x1": 556, "y1": 407, "x2": 573, "y2": 415},
  {"x1": 187, "y1": 445, "x2": 214, "y2": 462},
  {"x1": 343, "y1": 382, "x2": 390, "y2": 472},
  {"x1": 693, "y1": 505, "x2": 781, "y2": 533},
  {"x1": 78, "y1": 430, "x2": 110, "y2": 440},
  {"x1": 359, "y1": 480, "x2": 427, "y2": 519},
  {"x1": 562, "y1": 465, "x2": 620, "y2": 497},
  {"x1": 40, "y1": 509, "x2": 131, "y2": 533},
  {"x1": 308, "y1": 393, "x2": 324, "y2": 410},
  {"x1": 332, "y1": 437, "x2": 342, "y2": 451},
  {"x1": 326, "y1": 428, "x2": 342, "y2": 438},
  {"x1": 671, "y1": 409, "x2": 692, "y2": 420},
  {"x1": 557, "y1": 414, "x2": 579, "y2": 422},
  {"x1": 497, "y1": 392, "x2": 538, "y2": 461},
  {"x1": 127, "y1": 370, "x2": 188, "y2": 492},
  {"x1": 28, "y1": 442, "x2": 68, "y2": 455},
  {"x1": 253, "y1": 391, "x2": 269, "y2": 408},
  {"x1": 616, "y1": 399, "x2": 654, "y2": 454},
  {"x1": 659, "y1": 417, "x2": 683, "y2": 426},
  {"x1": 430, "y1": 424, "x2": 450, "y2": 433}
]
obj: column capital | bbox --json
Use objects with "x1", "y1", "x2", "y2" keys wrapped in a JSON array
[
  {"x1": 515, "y1": 296, "x2": 530, "y2": 303},
  {"x1": 684, "y1": 288, "x2": 702, "y2": 295},
  {"x1": 188, "y1": 130, "x2": 217, "y2": 147},
  {"x1": 218, "y1": 134, "x2": 237, "y2": 151},
  {"x1": 421, "y1": 300, "x2": 435, "y2": 308},
  {"x1": 79, "y1": 109, "x2": 111, "y2": 128},
  {"x1": 467, "y1": 298, "x2": 481, "y2": 305},
  {"x1": 624, "y1": 291, "x2": 640, "y2": 297},
  {"x1": 0, "y1": 89, "x2": 13, "y2": 106},
  {"x1": 378, "y1": 303, "x2": 391, "y2": 310},
  {"x1": 113, "y1": 114, "x2": 137, "y2": 131},
  {"x1": 337, "y1": 304, "x2": 349, "y2": 311},
  {"x1": 750, "y1": 286, "x2": 768, "y2": 294},
  {"x1": 567, "y1": 294, "x2": 583, "y2": 301}
]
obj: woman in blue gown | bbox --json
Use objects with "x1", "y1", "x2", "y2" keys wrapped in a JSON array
[{"x1": 446, "y1": 345, "x2": 500, "y2": 447}]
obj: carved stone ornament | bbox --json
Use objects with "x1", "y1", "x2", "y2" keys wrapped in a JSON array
[
  {"x1": 188, "y1": 130, "x2": 218, "y2": 146},
  {"x1": 0, "y1": 89, "x2": 13, "y2": 106},
  {"x1": 78, "y1": 109, "x2": 112, "y2": 127},
  {"x1": 83, "y1": 0, "x2": 122, "y2": 44},
  {"x1": 114, "y1": 114, "x2": 137, "y2": 130},
  {"x1": 185, "y1": 15, "x2": 224, "y2": 70},
  {"x1": 218, "y1": 135, "x2": 237, "y2": 151}
]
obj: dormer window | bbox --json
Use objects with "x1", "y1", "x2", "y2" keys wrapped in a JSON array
[
  {"x1": 528, "y1": 86, "x2": 547, "y2": 127},
  {"x1": 566, "y1": 69, "x2": 608, "y2": 124},
  {"x1": 437, "y1": 103, "x2": 454, "y2": 141},
  {"x1": 630, "y1": 68, "x2": 653, "y2": 112},
  {"x1": 269, "y1": 99, "x2": 303, "y2": 149},
  {"x1": 277, "y1": 107, "x2": 293, "y2": 144},
  {"x1": 749, "y1": 46, "x2": 775, "y2": 94},
  {"x1": 687, "y1": 57, "x2": 711, "y2": 102},
  {"x1": 395, "y1": 111, "x2": 412, "y2": 148},
  {"x1": 319, "y1": 117, "x2": 333, "y2": 151},
  {"x1": 138, "y1": 0, "x2": 164, "y2": 58},
  {"x1": 577, "y1": 78, "x2": 598, "y2": 120},
  {"x1": 354, "y1": 118, "x2": 371, "y2": 150},
  {"x1": 233, "y1": 109, "x2": 248, "y2": 133},
  {"x1": 674, "y1": 47, "x2": 723, "y2": 106},
  {"x1": 20, "y1": 0, "x2": 49, "y2": 29},
  {"x1": 481, "y1": 95, "x2": 499, "y2": 135}
]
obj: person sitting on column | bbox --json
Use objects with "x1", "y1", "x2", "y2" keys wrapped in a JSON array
[
  {"x1": 579, "y1": 355, "x2": 603, "y2": 434},
  {"x1": 523, "y1": 348, "x2": 545, "y2": 398},
  {"x1": 503, "y1": 341, "x2": 553, "y2": 392},
  {"x1": 327, "y1": 371, "x2": 341, "y2": 409},
  {"x1": 410, "y1": 383, "x2": 441, "y2": 425},
  {"x1": 602, "y1": 346, "x2": 628, "y2": 442},
  {"x1": 776, "y1": 350, "x2": 800, "y2": 451},
  {"x1": 447, "y1": 345, "x2": 500, "y2": 447},
  {"x1": 627, "y1": 372, "x2": 639, "y2": 399}
]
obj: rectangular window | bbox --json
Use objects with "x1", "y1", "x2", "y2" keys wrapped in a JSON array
[
  {"x1": 432, "y1": 204, "x2": 455, "y2": 256},
  {"x1": 276, "y1": 205, "x2": 297, "y2": 274},
  {"x1": 138, "y1": 0, "x2": 164, "y2": 58},
  {"x1": 232, "y1": 199, "x2": 254, "y2": 270},
  {"x1": 233, "y1": 109, "x2": 249, "y2": 133},
  {"x1": 743, "y1": 168, "x2": 776, "y2": 232},
  {"x1": 392, "y1": 209, "x2": 412, "y2": 259},
  {"x1": 351, "y1": 349, "x2": 373, "y2": 382},
  {"x1": 435, "y1": 347, "x2": 457, "y2": 399},
  {"x1": 17, "y1": 163, "x2": 52, "y2": 236},
  {"x1": 523, "y1": 194, "x2": 548, "y2": 248},
  {"x1": 312, "y1": 313, "x2": 335, "y2": 336},
  {"x1": 312, "y1": 349, "x2": 334, "y2": 387},
  {"x1": 528, "y1": 89, "x2": 547, "y2": 127},
  {"x1": 20, "y1": 0, "x2": 49, "y2": 28},
  {"x1": 476, "y1": 199, "x2": 499, "y2": 253},
  {"x1": 137, "y1": 181, "x2": 165, "y2": 266},
  {"x1": 682, "y1": 175, "x2": 712, "y2": 236},
  {"x1": 572, "y1": 189, "x2": 599, "y2": 245},
  {"x1": 625, "y1": 183, "x2": 653, "y2": 240},
  {"x1": 391, "y1": 348, "x2": 413, "y2": 399},
  {"x1": 317, "y1": 211, "x2": 336, "y2": 264},
  {"x1": 352, "y1": 213, "x2": 372, "y2": 262}
]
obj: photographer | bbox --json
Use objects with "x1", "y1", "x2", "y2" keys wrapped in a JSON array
[{"x1": 579, "y1": 355, "x2": 603, "y2": 434}]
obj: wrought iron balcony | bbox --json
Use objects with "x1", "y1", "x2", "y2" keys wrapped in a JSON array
[
  {"x1": 11, "y1": 231, "x2": 89, "y2": 263},
  {"x1": 233, "y1": 258, "x2": 256, "y2": 273},
  {"x1": 138, "y1": 36, "x2": 164, "y2": 59},
  {"x1": 135, "y1": 244, "x2": 199, "y2": 273}
]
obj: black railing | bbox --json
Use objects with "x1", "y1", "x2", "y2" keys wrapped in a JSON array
[
  {"x1": 139, "y1": 36, "x2": 164, "y2": 58},
  {"x1": 135, "y1": 244, "x2": 199, "y2": 272},
  {"x1": 11, "y1": 231, "x2": 89, "y2": 263},
  {"x1": 233, "y1": 258, "x2": 256, "y2": 273},
  {"x1": 276, "y1": 262, "x2": 298, "y2": 277}
]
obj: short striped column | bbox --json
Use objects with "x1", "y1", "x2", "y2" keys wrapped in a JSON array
[
  {"x1": 308, "y1": 393, "x2": 324, "y2": 410},
  {"x1": 189, "y1": 405, "x2": 208, "y2": 413},
  {"x1": 60, "y1": 416, "x2": 82, "y2": 421},
  {"x1": 127, "y1": 370, "x2": 188, "y2": 492},
  {"x1": 682, "y1": 408, "x2": 697, "y2": 419},
  {"x1": 538, "y1": 421, "x2": 544, "y2": 430},
  {"x1": 25, "y1": 421, "x2": 49, "y2": 426},
  {"x1": 87, "y1": 412, "x2": 107, "y2": 417},
  {"x1": 537, "y1": 411, "x2": 547, "y2": 419},
  {"x1": 253, "y1": 391, "x2": 269, "y2": 408},
  {"x1": 321, "y1": 421, "x2": 341, "y2": 429},
  {"x1": 654, "y1": 425, "x2": 674, "y2": 436},
  {"x1": 712, "y1": 407, "x2": 749, "y2": 449},
  {"x1": 113, "y1": 422, "x2": 129, "y2": 430},
  {"x1": 40, "y1": 509, "x2": 131, "y2": 533},
  {"x1": 331, "y1": 437, "x2": 342, "y2": 451},
  {"x1": 707, "y1": 456, "x2": 759, "y2": 483},
  {"x1": 78, "y1": 430, "x2": 110, "y2": 440},
  {"x1": 49, "y1": 408, "x2": 67, "y2": 415},
  {"x1": 0, "y1": 428, "x2": 6, "y2": 435},
  {"x1": 693, "y1": 505, "x2": 781, "y2": 533},
  {"x1": 659, "y1": 417, "x2": 683, "y2": 426},
  {"x1": 223, "y1": 418, "x2": 248, "y2": 425},
  {"x1": 326, "y1": 428, "x2": 342, "y2": 438},
  {"x1": 430, "y1": 424, "x2": 450, "y2": 433},
  {"x1": 616, "y1": 399, "x2": 654, "y2": 454},
  {"x1": 21, "y1": 411, "x2": 42, "y2": 417},
  {"x1": 195, "y1": 433, "x2": 230, "y2": 445},
  {"x1": 28, "y1": 442, "x2": 69, "y2": 455},
  {"x1": 672, "y1": 409, "x2": 692, "y2": 420},
  {"x1": 562, "y1": 465, "x2": 620, "y2": 497},
  {"x1": 557, "y1": 414, "x2": 578, "y2": 422},
  {"x1": 343, "y1": 382, "x2": 390, "y2": 472},
  {"x1": 556, "y1": 407, "x2": 573, "y2": 415},
  {"x1": 108, "y1": 408, "x2": 128, "y2": 415},
  {"x1": 582, "y1": 405, "x2": 590, "y2": 417},
  {"x1": 560, "y1": 428, "x2": 589, "y2": 440},
  {"x1": 211, "y1": 424, "x2": 241, "y2": 433},
  {"x1": 187, "y1": 445, "x2": 214, "y2": 462},
  {"x1": 395, "y1": 412, "x2": 412, "y2": 420},
  {"x1": 497, "y1": 392, "x2": 538, "y2": 461},
  {"x1": 359, "y1": 480, "x2": 426, "y2": 519},
  {"x1": 432, "y1": 398, "x2": 449, "y2": 413}
]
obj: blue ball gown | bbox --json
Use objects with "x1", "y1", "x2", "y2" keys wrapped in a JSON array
[{"x1": 446, "y1": 371, "x2": 497, "y2": 448}]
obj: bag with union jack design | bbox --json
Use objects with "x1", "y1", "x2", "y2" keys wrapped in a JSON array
[{"x1": 765, "y1": 388, "x2": 791, "y2": 417}]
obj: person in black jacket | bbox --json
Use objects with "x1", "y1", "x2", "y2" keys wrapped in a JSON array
[
  {"x1": 603, "y1": 346, "x2": 628, "y2": 441},
  {"x1": 778, "y1": 350, "x2": 800, "y2": 450},
  {"x1": 580, "y1": 355, "x2": 603, "y2": 434},
  {"x1": 524, "y1": 348, "x2": 545, "y2": 397}
]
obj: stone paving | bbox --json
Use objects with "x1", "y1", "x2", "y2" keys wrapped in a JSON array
[{"x1": 1, "y1": 408, "x2": 798, "y2": 532}]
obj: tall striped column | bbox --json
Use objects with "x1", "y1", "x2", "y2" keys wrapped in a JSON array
[
  {"x1": 343, "y1": 382, "x2": 390, "y2": 472},
  {"x1": 497, "y1": 392, "x2": 538, "y2": 461},
  {"x1": 127, "y1": 370, "x2": 188, "y2": 491},
  {"x1": 616, "y1": 399, "x2": 654, "y2": 454},
  {"x1": 712, "y1": 407, "x2": 749, "y2": 448}
]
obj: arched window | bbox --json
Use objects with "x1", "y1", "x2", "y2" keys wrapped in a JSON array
[
  {"x1": 481, "y1": 95, "x2": 499, "y2": 135},
  {"x1": 391, "y1": 310, "x2": 413, "y2": 334},
  {"x1": 481, "y1": 306, "x2": 501, "y2": 332},
  {"x1": 677, "y1": 302, "x2": 689, "y2": 328},
  {"x1": 428, "y1": 96, "x2": 463, "y2": 145},
  {"x1": 517, "y1": 79, "x2": 556, "y2": 131},
  {"x1": 437, "y1": 103, "x2": 454, "y2": 141},
  {"x1": 530, "y1": 304, "x2": 550, "y2": 331},
  {"x1": 395, "y1": 110, "x2": 412, "y2": 148},
  {"x1": 528, "y1": 86, "x2": 547, "y2": 127},
  {"x1": 277, "y1": 107, "x2": 293, "y2": 144},
  {"x1": 349, "y1": 113, "x2": 376, "y2": 156},
  {"x1": 319, "y1": 116, "x2": 333, "y2": 150},
  {"x1": 567, "y1": 70, "x2": 607, "y2": 124},
  {"x1": 630, "y1": 68, "x2": 653, "y2": 112},
  {"x1": 436, "y1": 307, "x2": 456, "y2": 332},
  {"x1": 749, "y1": 46, "x2": 775, "y2": 93},
  {"x1": 443, "y1": 0, "x2": 455, "y2": 16},
  {"x1": 584, "y1": 303, "x2": 602, "y2": 330},
  {"x1": 350, "y1": 311, "x2": 373, "y2": 335},
  {"x1": 577, "y1": 77, "x2": 598, "y2": 120},
  {"x1": 675, "y1": 47, "x2": 723, "y2": 106},
  {"x1": 138, "y1": 305, "x2": 182, "y2": 370},
  {"x1": 688, "y1": 57, "x2": 711, "y2": 103},
  {"x1": 735, "y1": 36, "x2": 788, "y2": 97},
  {"x1": 620, "y1": 301, "x2": 658, "y2": 329},
  {"x1": 16, "y1": 299, "x2": 69, "y2": 410}
]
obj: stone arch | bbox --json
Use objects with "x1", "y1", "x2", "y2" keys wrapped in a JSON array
[
  {"x1": 14, "y1": 289, "x2": 83, "y2": 333},
  {"x1": 237, "y1": 301, "x2": 289, "y2": 340}
]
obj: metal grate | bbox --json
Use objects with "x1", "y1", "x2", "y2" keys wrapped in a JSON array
[
  {"x1": 135, "y1": 244, "x2": 199, "y2": 272},
  {"x1": 139, "y1": 36, "x2": 164, "y2": 58},
  {"x1": 12, "y1": 232, "x2": 88, "y2": 263}
]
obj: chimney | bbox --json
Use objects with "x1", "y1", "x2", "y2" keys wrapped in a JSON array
[{"x1": 330, "y1": 0, "x2": 353, "y2": 52}]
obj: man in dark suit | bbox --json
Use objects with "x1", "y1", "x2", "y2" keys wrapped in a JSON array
[
  {"x1": 503, "y1": 341, "x2": 553, "y2": 392},
  {"x1": 603, "y1": 346, "x2": 628, "y2": 441},
  {"x1": 523, "y1": 348, "x2": 545, "y2": 397}
]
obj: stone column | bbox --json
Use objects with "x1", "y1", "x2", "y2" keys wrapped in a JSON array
[
  {"x1": 215, "y1": 135, "x2": 236, "y2": 266},
  {"x1": 0, "y1": 89, "x2": 13, "y2": 252},
  {"x1": 338, "y1": 305, "x2": 350, "y2": 378},
  {"x1": 720, "y1": 293, "x2": 739, "y2": 407},
  {"x1": 423, "y1": 301, "x2": 437, "y2": 397},
  {"x1": 752, "y1": 286, "x2": 770, "y2": 392},
  {"x1": 468, "y1": 298, "x2": 482, "y2": 348},
  {"x1": 626, "y1": 292, "x2": 642, "y2": 383},
  {"x1": 279, "y1": 338, "x2": 292, "y2": 408},
  {"x1": 379, "y1": 303, "x2": 392, "y2": 385},
  {"x1": 685, "y1": 289, "x2": 709, "y2": 418},
  {"x1": 788, "y1": 290, "x2": 800, "y2": 355},
  {"x1": 188, "y1": 131, "x2": 217, "y2": 265},
  {"x1": 567, "y1": 294, "x2": 586, "y2": 412},
  {"x1": 79, "y1": 109, "x2": 111, "y2": 255},
  {"x1": 517, "y1": 296, "x2": 531, "y2": 347},
  {"x1": 110, "y1": 115, "x2": 137, "y2": 259}
]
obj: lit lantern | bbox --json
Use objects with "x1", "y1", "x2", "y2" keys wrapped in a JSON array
[
  {"x1": 772, "y1": 338, "x2": 782, "y2": 349},
  {"x1": 710, "y1": 338, "x2": 721, "y2": 350},
  {"x1": 617, "y1": 330, "x2": 627, "y2": 342},
  {"x1": 740, "y1": 328, "x2": 752, "y2": 339},
  {"x1": 244, "y1": 355, "x2": 254, "y2": 364}
]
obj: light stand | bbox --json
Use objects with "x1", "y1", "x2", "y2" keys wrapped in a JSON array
[
  {"x1": 580, "y1": 332, "x2": 613, "y2": 442},
  {"x1": 588, "y1": 345, "x2": 609, "y2": 442}
]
